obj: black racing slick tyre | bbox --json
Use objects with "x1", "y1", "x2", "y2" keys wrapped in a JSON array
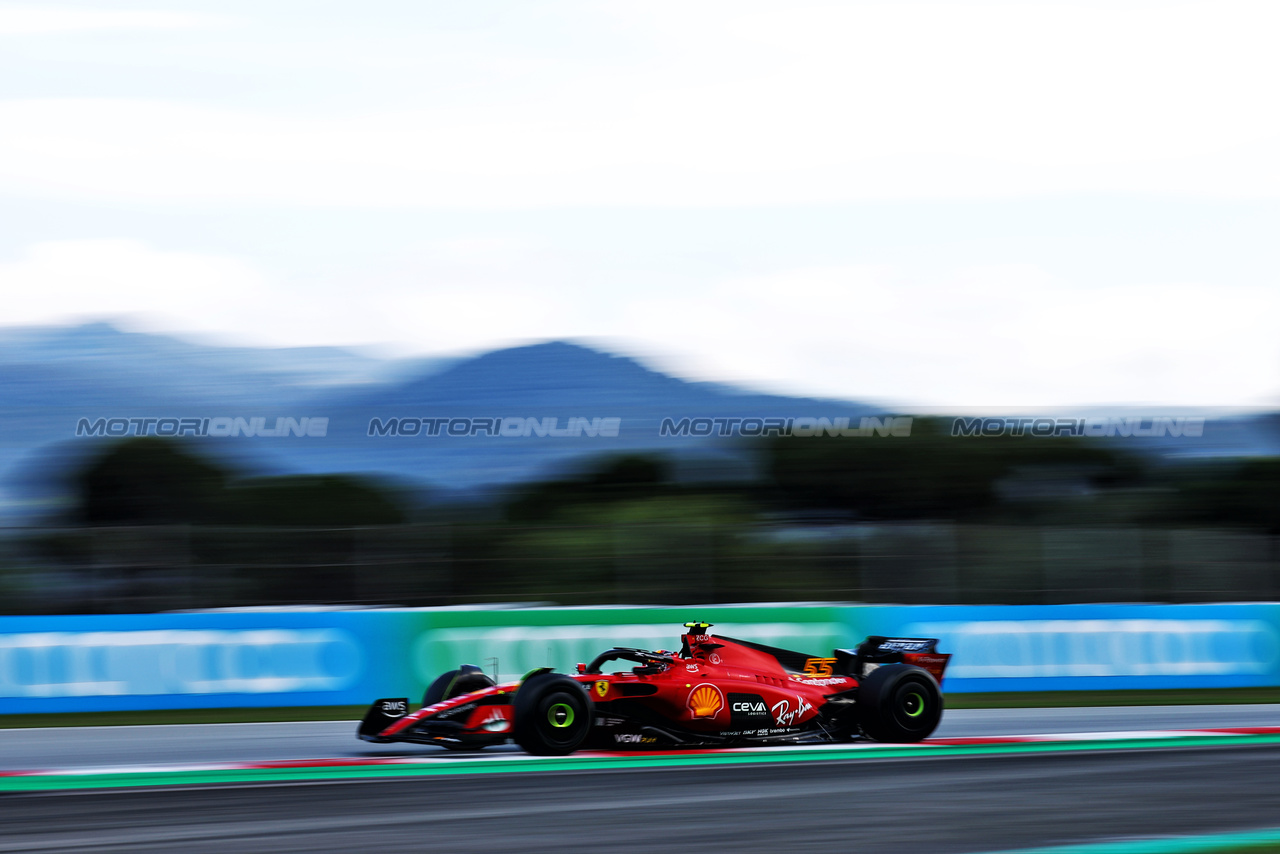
[
  {"x1": 422, "y1": 664, "x2": 495, "y2": 708},
  {"x1": 512, "y1": 673, "x2": 592, "y2": 756},
  {"x1": 422, "y1": 670, "x2": 459, "y2": 708},
  {"x1": 857, "y1": 664, "x2": 943, "y2": 743}
]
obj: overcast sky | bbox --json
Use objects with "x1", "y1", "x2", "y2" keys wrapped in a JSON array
[{"x1": 1, "y1": 1, "x2": 1277, "y2": 409}]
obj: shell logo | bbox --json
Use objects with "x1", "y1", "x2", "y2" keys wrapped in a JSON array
[{"x1": 687, "y1": 683, "x2": 724, "y2": 719}]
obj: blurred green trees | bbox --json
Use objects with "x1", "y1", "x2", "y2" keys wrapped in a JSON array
[
  {"x1": 2, "y1": 430, "x2": 1274, "y2": 613},
  {"x1": 74, "y1": 438, "x2": 405, "y2": 527},
  {"x1": 78, "y1": 438, "x2": 227, "y2": 525},
  {"x1": 763, "y1": 417, "x2": 1140, "y2": 523}
]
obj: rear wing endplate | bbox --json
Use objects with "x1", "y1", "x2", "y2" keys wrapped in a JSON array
[{"x1": 835, "y1": 636, "x2": 951, "y2": 684}]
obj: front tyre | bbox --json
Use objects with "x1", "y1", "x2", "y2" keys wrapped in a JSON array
[
  {"x1": 422, "y1": 669, "x2": 459, "y2": 708},
  {"x1": 513, "y1": 673, "x2": 592, "y2": 756},
  {"x1": 857, "y1": 664, "x2": 942, "y2": 743},
  {"x1": 422, "y1": 664, "x2": 495, "y2": 708}
]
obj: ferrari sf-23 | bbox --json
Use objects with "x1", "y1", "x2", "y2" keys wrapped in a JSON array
[{"x1": 358, "y1": 622, "x2": 951, "y2": 755}]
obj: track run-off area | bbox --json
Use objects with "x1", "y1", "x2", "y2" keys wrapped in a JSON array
[
  {"x1": 3, "y1": 706, "x2": 1280, "y2": 853},
  {"x1": 4, "y1": 726, "x2": 1280, "y2": 792},
  {"x1": 4, "y1": 703, "x2": 1280, "y2": 788}
]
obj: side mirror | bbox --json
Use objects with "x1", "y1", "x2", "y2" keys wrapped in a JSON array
[{"x1": 576, "y1": 662, "x2": 587, "y2": 674}]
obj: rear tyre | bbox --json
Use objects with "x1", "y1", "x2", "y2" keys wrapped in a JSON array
[
  {"x1": 857, "y1": 664, "x2": 942, "y2": 743},
  {"x1": 513, "y1": 673, "x2": 592, "y2": 756}
]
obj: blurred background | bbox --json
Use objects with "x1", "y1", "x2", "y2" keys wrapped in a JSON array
[
  {"x1": 0, "y1": 326, "x2": 1276, "y2": 614},
  {"x1": 0, "y1": 0, "x2": 1277, "y2": 616}
]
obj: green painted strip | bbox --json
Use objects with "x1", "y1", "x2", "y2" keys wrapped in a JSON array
[
  {"x1": 5, "y1": 734, "x2": 1280, "y2": 793},
  {"x1": 983, "y1": 825, "x2": 1280, "y2": 854}
]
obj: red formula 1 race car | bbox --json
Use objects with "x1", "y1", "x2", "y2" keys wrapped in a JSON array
[{"x1": 358, "y1": 622, "x2": 951, "y2": 756}]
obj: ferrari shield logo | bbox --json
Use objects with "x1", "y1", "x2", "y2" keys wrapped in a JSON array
[{"x1": 595, "y1": 680, "x2": 609, "y2": 698}]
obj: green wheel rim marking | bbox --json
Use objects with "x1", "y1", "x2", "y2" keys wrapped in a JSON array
[
  {"x1": 903, "y1": 691, "x2": 925, "y2": 718},
  {"x1": 548, "y1": 703, "x2": 575, "y2": 728}
]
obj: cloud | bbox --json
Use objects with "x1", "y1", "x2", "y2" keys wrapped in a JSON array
[
  {"x1": 0, "y1": 239, "x2": 267, "y2": 334},
  {"x1": 0, "y1": 237, "x2": 603, "y2": 353},
  {"x1": 0, "y1": 1, "x2": 1276, "y2": 206},
  {"x1": 5, "y1": 239, "x2": 1275, "y2": 407},
  {"x1": 0, "y1": 6, "x2": 222, "y2": 35},
  {"x1": 615, "y1": 264, "x2": 1280, "y2": 408}
]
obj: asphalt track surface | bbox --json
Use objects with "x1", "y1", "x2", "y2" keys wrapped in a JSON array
[
  {"x1": 3, "y1": 707, "x2": 1280, "y2": 853},
  {"x1": 3, "y1": 704, "x2": 1279, "y2": 770}
]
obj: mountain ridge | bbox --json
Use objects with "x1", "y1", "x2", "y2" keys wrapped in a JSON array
[{"x1": 0, "y1": 324, "x2": 886, "y2": 519}]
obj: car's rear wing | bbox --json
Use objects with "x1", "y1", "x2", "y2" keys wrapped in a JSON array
[{"x1": 835, "y1": 636, "x2": 951, "y2": 685}]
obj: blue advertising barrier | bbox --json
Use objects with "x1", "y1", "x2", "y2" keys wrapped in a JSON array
[
  {"x1": 0, "y1": 606, "x2": 841, "y2": 714},
  {"x1": 845, "y1": 603, "x2": 1280, "y2": 693},
  {"x1": 0, "y1": 611, "x2": 417, "y2": 714},
  {"x1": 3, "y1": 603, "x2": 1280, "y2": 714}
]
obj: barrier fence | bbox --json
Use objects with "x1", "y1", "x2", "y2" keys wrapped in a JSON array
[
  {"x1": 1, "y1": 603, "x2": 1278, "y2": 714},
  {"x1": 4, "y1": 524, "x2": 1276, "y2": 615}
]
